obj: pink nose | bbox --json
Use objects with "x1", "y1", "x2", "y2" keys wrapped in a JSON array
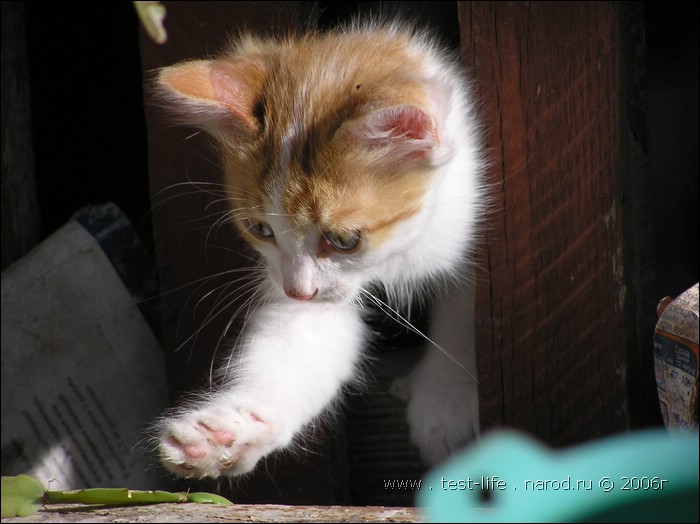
[{"x1": 285, "y1": 288, "x2": 317, "y2": 301}]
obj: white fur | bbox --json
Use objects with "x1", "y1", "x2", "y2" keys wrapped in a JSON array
[
  {"x1": 157, "y1": 25, "x2": 485, "y2": 477},
  {"x1": 158, "y1": 299, "x2": 365, "y2": 477}
]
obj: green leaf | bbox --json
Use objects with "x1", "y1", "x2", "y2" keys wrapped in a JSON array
[{"x1": 1, "y1": 474, "x2": 44, "y2": 518}]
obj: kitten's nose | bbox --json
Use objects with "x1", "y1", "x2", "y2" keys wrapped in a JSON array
[
  {"x1": 285, "y1": 288, "x2": 318, "y2": 301},
  {"x1": 281, "y1": 253, "x2": 317, "y2": 301}
]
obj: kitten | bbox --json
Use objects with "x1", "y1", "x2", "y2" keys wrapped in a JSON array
[{"x1": 154, "y1": 21, "x2": 485, "y2": 478}]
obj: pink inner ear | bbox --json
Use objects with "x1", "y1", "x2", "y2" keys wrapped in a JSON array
[
  {"x1": 360, "y1": 106, "x2": 438, "y2": 158},
  {"x1": 374, "y1": 106, "x2": 436, "y2": 141},
  {"x1": 209, "y1": 61, "x2": 264, "y2": 131},
  {"x1": 158, "y1": 58, "x2": 265, "y2": 132}
]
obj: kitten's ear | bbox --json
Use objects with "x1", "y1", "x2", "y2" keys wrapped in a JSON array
[
  {"x1": 339, "y1": 105, "x2": 439, "y2": 164},
  {"x1": 157, "y1": 57, "x2": 266, "y2": 133}
]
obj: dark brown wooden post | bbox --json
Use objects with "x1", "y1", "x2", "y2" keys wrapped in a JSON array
[
  {"x1": 1, "y1": 2, "x2": 40, "y2": 270},
  {"x1": 459, "y1": 1, "x2": 658, "y2": 447}
]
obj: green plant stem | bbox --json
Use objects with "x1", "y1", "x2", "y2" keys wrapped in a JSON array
[{"x1": 44, "y1": 488, "x2": 232, "y2": 506}]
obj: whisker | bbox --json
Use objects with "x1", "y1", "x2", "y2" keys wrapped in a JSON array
[
  {"x1": 150, "y1": 261, "x2": 261, "y2": 354},
  {"x1": 358, "y1": 287, "x2": 479, "y2": 384},
  {"x1": 150, "y1": 188, "x2": 224, "y2": 211},
  {"x1": 183, "y1": 273, "x2": 263, "y2": 354},
  {"x1": 151, "y1": 179, "x2": 229, "y2": 203},
  {"x1": 193, "y1": 273, "x2": 259, "y2": 317},
  {"x1": 151, "y1": 175, "x2": 263, "y2": 210},
  {"x1": 206, "y1": 281, "x2": 263, "y2": 378},
  {"x1": 130, "y1": 265, "x2": 260, "y2": 313},
  {"x1": 210, "y1": 275, "x2": 267, "y2": 385}
]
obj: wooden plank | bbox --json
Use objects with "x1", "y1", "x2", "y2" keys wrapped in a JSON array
[
  {"x1": 459, "y1": 1, "x2": 655, "y2": 446},
  {"x1": 0, "y1": 503, "x2": 422, "y2": 523}
]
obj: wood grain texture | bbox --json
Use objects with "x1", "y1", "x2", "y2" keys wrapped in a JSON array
[
  {"x1": 1, "y1": 503, "x2": 422, "y2": 523},
  {"x1": 459, "y1": 1, "x2": 656, "y2": 446},
  {"x1": 1, "y1": 2, "x2": 40, "y2": 270}
]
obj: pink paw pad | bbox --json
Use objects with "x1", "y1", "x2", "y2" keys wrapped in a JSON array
[
  {"x1": 199, "y1": 422, "x2": 236, "y2": 446},
  {"x1": 167, "y1": 436, "x2": 207, "y2": 459},
  {"x1": 182, "y1": 444, "x2": 207, "y2": 459}
]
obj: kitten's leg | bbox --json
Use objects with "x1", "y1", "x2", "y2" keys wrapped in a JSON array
[
  {"x1": 157, "y1": 301, "x2": 363, "y2": 478},
  {"x1": 406, "y1": 272, "x2": 479, "y2": 465}
]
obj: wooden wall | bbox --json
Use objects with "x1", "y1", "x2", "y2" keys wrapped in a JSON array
[{"x1": 460, "y1": 1, "x2": 659, "y2": 446}]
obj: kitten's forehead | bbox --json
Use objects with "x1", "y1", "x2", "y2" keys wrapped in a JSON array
[
  {"x1": 268, "y1": 137, "x2": 433, "y2": 246},
  {"x1": 278, "y1": 160, "x2": 431, "y2": 247},
  {"x1": 259, "y1": 31, "x2": 431, "y2": 142}
]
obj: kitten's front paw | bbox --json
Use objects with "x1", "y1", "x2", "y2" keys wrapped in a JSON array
[
  {"x1": 406, "y1": 366, "x2": 479, "y2": 466},
  {"x1": 158, "y1": 405, "x2": 287, "y2": 477}
]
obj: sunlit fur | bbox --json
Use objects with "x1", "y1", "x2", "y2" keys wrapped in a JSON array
[{"x1": 154, "y1": 21, "x2": 486, "y2": 478}]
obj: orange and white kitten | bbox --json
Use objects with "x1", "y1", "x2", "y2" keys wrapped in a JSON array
[{"x1": 155, "y1": 22, "x2": 485, "y2": 478}]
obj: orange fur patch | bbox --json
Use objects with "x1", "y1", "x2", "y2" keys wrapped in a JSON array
[{"x1": 204, "y1": 28, "x2": 440, "y2": 248}]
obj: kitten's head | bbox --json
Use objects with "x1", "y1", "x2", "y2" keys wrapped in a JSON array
[{"x1": 157, "y1": 24, "x2": 481, "y2": 304}]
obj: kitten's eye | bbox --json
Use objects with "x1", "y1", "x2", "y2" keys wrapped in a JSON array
[
  {"x1": 246, "y1": 219, "x2": 274, "y2": 240},
  {"x1": 323, "y1": 230, "x2": 362, "y2": 252}
]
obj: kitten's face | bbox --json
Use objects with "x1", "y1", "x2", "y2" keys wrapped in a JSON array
[
  {"x1": 158, "y1": 28, "x2": 460, "y2": 304},
  {"x1": 228, "y1": 128, "x2": 433, "y2": 303},
  {"x1": 240, "y1": 215, "x2": 368, "y2": 303}
]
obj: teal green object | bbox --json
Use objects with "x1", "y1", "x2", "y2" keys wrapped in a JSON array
[{"x1": 417, "y1": 429, "x2": 698, "y2": 522}]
